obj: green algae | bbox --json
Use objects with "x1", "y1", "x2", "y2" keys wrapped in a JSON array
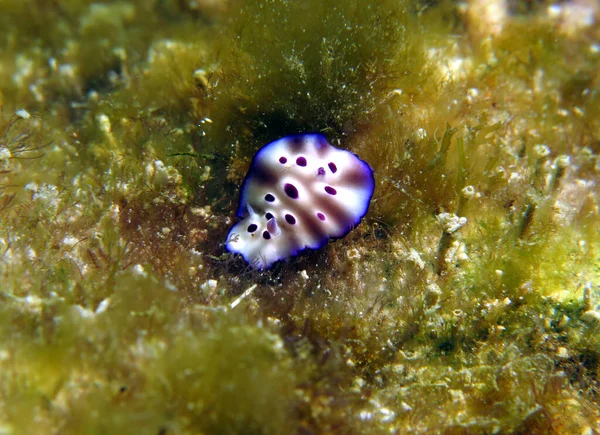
[
  {"x1": 206, "y1": 0, "x2": 429, "y2": 143},
  {"x1": 1, "y1": 0, "x2": 600, "y2": 433}
]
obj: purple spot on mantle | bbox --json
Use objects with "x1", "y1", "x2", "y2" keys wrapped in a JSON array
[
  {"x1": 317, "y1": 167, "x2": 326, "y2": 176},
  {"x1": 328, "y1": 162, "x2": 337, "y2": 173},
  {"x1": 317, "y1": 212, "x2": 326, "y2": 221},
  {"x1": 262, "y1": 231, "x2": 271, "y2": 240},
  {"x1": 285, "y1": 214, "x2": 296, "y2": 225},
  {"x1": 296, "y1": 156, "x2": 307, "y2": 166},
  {"x1": 284, "y1": 183, "x2": 299, "y2": 199},
  {"x1": 279, "y1": 156, "x2": 287, "y2": 164},
  {"x1": 324, "y1": 186, "x2": 337, "y2": 195}
]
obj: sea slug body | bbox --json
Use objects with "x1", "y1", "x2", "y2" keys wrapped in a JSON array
[{"x1": 226, "y1": 133, "x2": 375, "y2": 269}]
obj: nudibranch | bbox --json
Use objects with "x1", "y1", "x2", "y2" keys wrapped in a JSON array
[{"x1": 226, "y1": 133, "x2": 375, "y2": 269}]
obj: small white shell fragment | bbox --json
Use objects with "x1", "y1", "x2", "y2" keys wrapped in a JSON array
[
  {"x1": 15, "y1": 109, "x2": 31, "y2": 119},
  {"x1": 200, "y1": 279, "x2": 218, "y2": 293},
  {"x1": 132, "y1": 264, "x2": 147, "y2": 277},
  {"x1": 437, "y1": 213, "x2": 467, "y2": 234},
  {"x1": 461, "y1": 185, "x2": 476, "y2": 199}
]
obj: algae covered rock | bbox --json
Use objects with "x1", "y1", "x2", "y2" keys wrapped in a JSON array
[{"x1": 0, "y1": 0, "x2": 599, "y2": 433}]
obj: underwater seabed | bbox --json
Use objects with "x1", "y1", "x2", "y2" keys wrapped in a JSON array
[{"x1": 0, "y1": 0, "x2": 599, "y2": 433}]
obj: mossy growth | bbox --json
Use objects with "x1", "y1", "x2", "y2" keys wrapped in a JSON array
[
  {"x1": 0, "y1": 0, "x2": 600, "y2": 433},
  {"x1": 201, "y1": 0, "x2": 435, "y2": 155}
]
